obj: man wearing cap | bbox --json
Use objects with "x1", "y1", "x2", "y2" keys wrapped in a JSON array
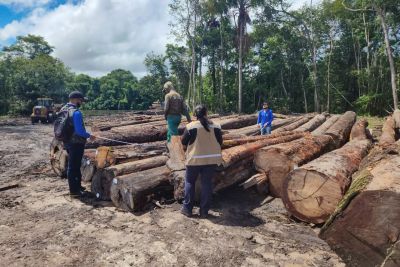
[
  {"x1": 163, "y1": 81, "x2": 191, "y2": 142},
  {"x1": 61, "y1": 91, "x2": 95, "y2": 198},
  {"x1": 257, "y1": 102, "x2": 274, "y2": 135}
]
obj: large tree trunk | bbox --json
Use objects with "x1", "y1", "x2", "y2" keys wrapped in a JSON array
[
  {"x1": 320, "y1": 143, "x2": 400, "y2": 267},
  {"x1": 393, "y1": 109, "x2": 400, "y2": 129},
  {"x1": 94, "y1": 142, "x2": 167, "y2": 168},
  {"x1": 295, "y1": 114, "x2": 327, "y2": 132},
  {"x1": 81, "y1": 150, "x2": 97, "y2": 182},
  {"x1": 222, "y1": 132, "x2": 307, "y2": 168},
  {"x1": 91, "y1": 155, "x2": 168, "y2": 200},
  {"x1": 281, "y1": 120, "x2": 372, "y2": 224},
  {"x1": 110, "y1": 166, "x2": 172, "y2": 212},
  {"x1": 222, "y1": 131, "x2": 301, "y2": 148},
  {"x1": 312, "y1": 115, "x2": 340, "y2": 135},
  {"x1": 227, "y1": 117, "x2": 296, "y2": 136},
  {"x1": 275, "y1": 117, "x2": 311, "y2": 133},
  {"x1": 323, "y1": 111, "x2": 356, "y2": 149},
  {"x1": 91, "y1": 116, "x2": 164, "y2": 132},
  {"x1": 253, "y1": 134, "x2": 334, "y2": 198},
  {"x1": 213, "y1": 159, "x2": 255, "y2": 192},
  {"x1": 379, "y1": 116, "x2": 396, "y2": 147},
  {"x1": 86, "y1": 115, "x2": 253, "y2": 148}
]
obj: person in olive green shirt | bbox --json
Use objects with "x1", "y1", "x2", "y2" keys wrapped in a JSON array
[{"x1": 163, "y1": 81, "x2": 191, "y2": 142}]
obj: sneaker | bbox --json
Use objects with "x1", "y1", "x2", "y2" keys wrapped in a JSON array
[{"x1": 180, "y1": 208, "x2": 192, "y2": 217}]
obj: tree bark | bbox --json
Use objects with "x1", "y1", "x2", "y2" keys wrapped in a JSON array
[
  {"x1": 393, "y1": 109, "x2": 400, "y2": 129},
  {"x1": 90, "y1": 116, "x2": 164, "y2": 132},
  {"x1": 110, "y1": 166, "x2": 172, "y2": 212},
  {"x1": 323, "y1": 111, "x2": 356, "y2": 149},
  {"x1": 320, "y1": 143, "x2": 400, "y2": 267},
  {"x1": 94, "y1": 142, "x2": 167, "y2": 168},
  {"x1": 312, "y1": 115, "x2": 340, "y2": 136},
  {"x1": 91, "y1": 155, "x2": 168, "y2": 200},
  {"x1": 379, "y1": 116, "x2": 396, "y2": 147},
  {"x1": 274, "y1": 117, "x2": 311, "y2": 133},
  {"x1": 254, "y1": 134, "x2": 334, "y2": 198},
  {"x1": 222, "y1": 132, "x2": 307, "y2": 168},
  {"x1": 166, "y1": 136, "x2": 186, "y2": 171},
  {"x1": 222, "y1": 131, "x2": 301, "y2": 148},
  {"x1": 295, "y1": 114, "x2": 326, "y2": 132},
  {"x1": 81, "y1": 150, "x2": 97, "y2": 182},
  {"x1": 282, "y1": 120, "x2": 372, "y2": 224}
]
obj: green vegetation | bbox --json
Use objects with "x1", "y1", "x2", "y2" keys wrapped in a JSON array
[{"x1": 1, "y1": 0, "x2": 399, "y2": 116}]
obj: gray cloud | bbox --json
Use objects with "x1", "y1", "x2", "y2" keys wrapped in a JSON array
[{"x1": 0, "y1": 0, "x2": 171, "y2": 77}]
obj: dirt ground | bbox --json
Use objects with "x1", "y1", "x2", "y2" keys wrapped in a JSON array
[{"x1": 0, "y1": 120, "x2": 345, "y2": 266}]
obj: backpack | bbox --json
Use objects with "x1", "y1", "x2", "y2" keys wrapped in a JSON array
[{"x1": 54, "y1": 106, "x2": 75, "y2": 142}]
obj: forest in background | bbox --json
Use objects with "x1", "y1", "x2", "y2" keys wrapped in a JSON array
[{"x1": 0, "y1": 0, "x2": 399, "y2": 116}]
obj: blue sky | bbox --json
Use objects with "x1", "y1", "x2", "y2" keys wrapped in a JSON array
[{"x1": 0, "y1": 0, "x2": 314, "y2": 77}]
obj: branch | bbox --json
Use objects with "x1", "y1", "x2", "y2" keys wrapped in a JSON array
[{"x1": 341, "y1": 0, "x2": 373, "y2": 12}]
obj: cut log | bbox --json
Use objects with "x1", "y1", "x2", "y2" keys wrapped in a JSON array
[
  {"x1": 281, "y1": 120, "x2": 372, "y2": 224},
  {"x1": 320, "y1": 143, "x2": 400, "y2": 267},
  {"x1": 110, "y1": 166, "x2": 172, "y2": 212},
  {"x1": 393, "y1": 109, "x2": 400, "y2": 129},
  {"x1": 94, "y1": 141, "x2": 167, "y2": 168},
  {"x1": 323, "y1": 111, "x2": 356, "y2": 148},
  {"x1": 222, "y1": 131, "x2": 301, "y2": 148},
  {"x1": 50, "y1": 138, "x2": 68, "y2": 178},
  {"x1": 227, "y1": 117, "x2": 296, "y2": 136},
  {"x1": 312, "y1": 115, "x2": 340, "y2": 135},
  {"x1": 222, "y1": 132, "x2": 307, "y2": 168},
  {"x1": 275, "y1": 116, "x2": 311, "y2": 133},
  {"x1": 166, "y1": 136, "x2": 186, "y2": 171},
  {"x1": 50, "y1": 138, "x2": 96, "y2": 180},
  {"x1": 219, "y1": 114, "x2": 257, "y2": 130},
  {"x1": 87, "y1": 115, "x2": 247, "y2": 148},
  {"x1": 213, "y1": 159, "x2": 255, "y2": 192},
  {"x1": 379, "y1": 116, "x2": 396, "y2": 147},
  {"x1": 91, "y1": 155, "x2": 168, "y2": 200},
  {"x1": 254, "y1": 134, "x2": 334, "y2": 198},
  {"x1": 91, "y1": 116, "x2": 165, "y2": 132},
  {"x1": 296, "y1": 114, "x2": 326, "y2": 132},
  {"x1": 81, "y1": 150, "x2": 97, "y2": 182}
]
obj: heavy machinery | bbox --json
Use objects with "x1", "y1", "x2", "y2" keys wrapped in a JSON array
[{"x1": 31, "y1": 98, "x2": 62, "y2": 124}]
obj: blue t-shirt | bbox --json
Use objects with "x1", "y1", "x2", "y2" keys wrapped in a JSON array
[{"x1": 257, "y1": 109, "x2": 274, "y2": 127}]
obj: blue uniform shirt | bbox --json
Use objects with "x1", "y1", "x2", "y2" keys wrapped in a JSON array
[
  {"x1": 257, "y1": 108, "x2": 274, "y2": 127},
  {"x1": 67, "y1": 103, "x2": 91, "y2": 139}
]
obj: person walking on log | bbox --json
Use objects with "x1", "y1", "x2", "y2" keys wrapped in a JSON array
[
  {"x1": 163, "y1": 81, "x2": 191, "y2": 142},
  {"x1": 180, "y1": 105, "x2": 223, "y2": 218},
  {"x1": 56, "y1": 91, "x2": 95, "y2": 198},
  {"x1": 257, "y1": 102, "x2": 274, "y2": 135}
]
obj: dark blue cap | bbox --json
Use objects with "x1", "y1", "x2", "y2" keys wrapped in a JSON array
[{"x1": 68, "y1": 91, "x2": 87, "y2": 101}]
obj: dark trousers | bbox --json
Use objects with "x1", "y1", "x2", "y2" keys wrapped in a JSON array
[
  {"x1": 183, "y1": 165, "x2": 217, "y2": 215},
  {"x1": 65, "y1": 143, "x2": 85, "y2": 194}
]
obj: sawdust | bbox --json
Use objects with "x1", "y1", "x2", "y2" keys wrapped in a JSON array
[{"x1": 0, "y1": 119, "x2": 344, "y2": 266}]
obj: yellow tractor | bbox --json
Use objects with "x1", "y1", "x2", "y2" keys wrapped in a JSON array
[{"x1": 31, "y1": 98, "x2": 62, "y2": 124}]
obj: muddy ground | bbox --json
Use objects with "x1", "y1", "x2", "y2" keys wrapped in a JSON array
[{"x1": 0, "y1": 119, "x2": 344, "y2": 266}]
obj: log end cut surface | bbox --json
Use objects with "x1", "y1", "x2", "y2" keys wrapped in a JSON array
[{"x1": 283, "y1": 169, "x2": 343, "y2": 224}]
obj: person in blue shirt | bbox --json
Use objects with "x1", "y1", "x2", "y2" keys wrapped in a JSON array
[
  {"x1": 61, "y1": 91, "x2": 95, "y2": 198},
  {"x1": 257, "y1": 102, "x2": 274, "y2": 135}
]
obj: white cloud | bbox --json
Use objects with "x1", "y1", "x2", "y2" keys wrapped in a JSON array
[
  {"x1": 0, "y1": 0, "x2": 170, "y2": 77},
  {"x1": 0, "y1": 0, "x2": 52, "y2": 10}
]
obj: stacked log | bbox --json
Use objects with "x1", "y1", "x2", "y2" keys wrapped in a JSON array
[
  {"x1": 379, "y1": 116, "x2": 396, "y2": 147},
  {"x1": 91, "y1": 115, "x2": 164, "y2": 131},
  {"x1": 91, "y1": 155, "x2": 168, "y2": 200},
  {"x1": 275, "y1": 117, "x2": 311, "y2": 133},
  {"x1": 320, "y1": 142, "x2": 400, "y2": 267},
  {"x1": 323, "y1": 111, "x2": 356, "y2": 148},
  {"x1": 110, "y1": 166, "x2": 172, "y2": 212},
  {"x1": 227, "y1": 117, "x2": 296, "y2": 136},
  {"x1": 295, "y1": 114, "x2": 326, "y2": 132},
  {"x1": 253, "y1": 134, "x2": 334, "y2": 197},
  {"x1": 312, "y1": 115, "x2": 340, "y2": 135},
  {"x1": 281, "y1": 120, "x2": 372, "y2": 224},
  {"x1": 86, "y1": 115, "x2": 254, "y2": 148}
]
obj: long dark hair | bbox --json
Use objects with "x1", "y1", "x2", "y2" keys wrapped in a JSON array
[{"x1": 194, "y1": 105, "x2": 210, "y2": 132}]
